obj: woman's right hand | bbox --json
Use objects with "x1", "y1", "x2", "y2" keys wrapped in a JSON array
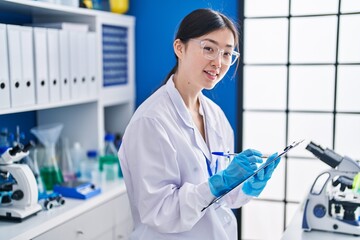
[{"x1": 208, "y1": 149, "x2": 263, "y2": 197}]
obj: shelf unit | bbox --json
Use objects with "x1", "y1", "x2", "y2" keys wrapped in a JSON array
[
  {"x1": 0, "y1": 1, "x2": 135, "y2": 239},
  {"x1": 0, "y1": 0, "x2": 135, "y2": 151}
]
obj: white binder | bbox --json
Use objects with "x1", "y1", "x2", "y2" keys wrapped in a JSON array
[
  {"x1": 7, "y1": 25, "x2": 36, "y2": 108},
  {"x1": 69, "y1": 31, "x2": 80, "y2": 99},
  {"x1": 78, "y1": 32, "x2": 88, "y2": 99},
  {"x1": 47, "y1": 28, "x2": 61, "y2": 103},
  {"x1": 87, "y1": 32, "x2": 98, "y2": 97},
  {"x1": 33, "y1": 27, "x2": 50, "y2": 104},
  {"x1": 20, "y1": 26, "x2": 36, "y2": 106},
  {"x1": 59, "y1": 30, "x2": 71, "y2": 101},
  {"x1": 0, "y1": 24, "x2": 11, "y2": 109}
]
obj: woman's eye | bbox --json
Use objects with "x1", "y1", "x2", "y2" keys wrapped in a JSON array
[
  {"x1": 204, "y1": 46, "x2": 214, "y2": 53},
  {"x1": 223, "y1": 52, "x2": 232, "y2": 58}
]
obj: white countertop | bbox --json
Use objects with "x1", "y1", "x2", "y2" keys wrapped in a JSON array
[
  {"x1": 282, "y1": 206, "x2": 359, "y2": 240},
  {"x1": 0, "y1": 179, "x2": 127, "y2": 240}
]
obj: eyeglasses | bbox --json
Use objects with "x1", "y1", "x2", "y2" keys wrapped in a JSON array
[{"x1": 189, "y1": 39, "x2": 240, "y2": 66}]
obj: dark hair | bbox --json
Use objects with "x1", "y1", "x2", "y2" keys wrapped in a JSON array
[{"x1": 163, "y1": 8, "x2": 239, "y2": 84}]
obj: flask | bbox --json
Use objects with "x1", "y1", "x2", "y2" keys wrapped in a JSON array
[{"x1": 31, "y1": 124, "x2": 64, "y2": 191}]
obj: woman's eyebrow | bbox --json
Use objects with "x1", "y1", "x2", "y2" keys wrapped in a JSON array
[{"x1": 202, "y1": 38, "x2": 234, "y2": 48}]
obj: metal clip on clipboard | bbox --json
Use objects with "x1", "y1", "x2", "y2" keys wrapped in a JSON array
[{"x1": 201, "y1": 139, "x2": 305, "y2": 212}]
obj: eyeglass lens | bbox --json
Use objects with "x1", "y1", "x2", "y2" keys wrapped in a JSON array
[{"x1": 202, "y1": 41, "x2": 238, "y2": 66}]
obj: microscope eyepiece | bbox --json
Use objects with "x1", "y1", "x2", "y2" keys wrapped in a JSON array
[{"x1": 306, "y1": 141, "x2": 343, "y2": 168}]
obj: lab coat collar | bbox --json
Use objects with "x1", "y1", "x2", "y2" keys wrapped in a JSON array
[{"x1": 165, "y1": 76, "x2": 195, "y2": 129}]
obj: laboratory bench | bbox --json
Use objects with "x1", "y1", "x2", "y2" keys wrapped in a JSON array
[
  {"x1": 0, "y1": 179, "x2": 133, "y2": 240},
  {"x1": 282, "y1": 206, "x2": 359, "y2": 240}
]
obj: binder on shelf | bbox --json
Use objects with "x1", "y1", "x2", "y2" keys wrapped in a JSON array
[
  {"x1": 69, "y1": 31, "x2": 81, "y2": 99},
  {"x1": 19, "y1": 26, "x2": 36, "y2": 107},
  {"x1": 78, "y1": 32, "x2": 88, "y2": 99},
  {"x1": 59, "y1": 30, "x2": 71, "y2": 101},
  {"x1": 47, "y1": 28, "x2": 61, "y2": 103},
  {"x1": 33, "y1": 27, "x2": 50, "y2": 104},
  {"x1": 7, "y1": 25, "x2": 36, "y2": 108},
  {"x1": 87, "y1": 32, "x2": 98, "y2": 97},
  {"x1": 0, "y1": 24, "x2": 11, "y2": 109}
]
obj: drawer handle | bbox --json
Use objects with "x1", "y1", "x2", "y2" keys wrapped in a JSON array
[
  {"x1": 117, "y1": 235, "x2": 124, "y2": 239},
  {"x1": 76, "y1": 230, "x2": 84, "y2": 235}
]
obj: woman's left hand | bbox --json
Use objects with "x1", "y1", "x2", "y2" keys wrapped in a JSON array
[{"x1": 242, "y1": 152, "x2": 280, "y2": 197}]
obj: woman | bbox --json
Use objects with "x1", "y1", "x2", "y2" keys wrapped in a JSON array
[{"x1": 118, "y1": 8, "x2": 280, "y2": 239}]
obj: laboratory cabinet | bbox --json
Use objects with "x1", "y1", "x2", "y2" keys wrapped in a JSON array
[
  {"x1": 33, "y1": 188, "x2": 132, "y2": 240},
  {"x1": 0, "y1": 0, "x2": 135, "y2": 239},
  {"x1": 0, "y1": 180, "x2": 133, "y2": 240}
]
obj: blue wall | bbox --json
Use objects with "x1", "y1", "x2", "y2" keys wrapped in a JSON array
[{"x1": 126, "y1": 0, "x2": 239, "y2": 141}]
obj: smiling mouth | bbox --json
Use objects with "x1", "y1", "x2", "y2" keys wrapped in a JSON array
[{"x1": 204, "y1": 70, "x2": 218, "y2": 77}]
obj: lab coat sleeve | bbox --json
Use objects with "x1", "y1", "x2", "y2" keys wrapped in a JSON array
[{"x1": 120, "y1": 117, "x2": 215, "y2": 233}]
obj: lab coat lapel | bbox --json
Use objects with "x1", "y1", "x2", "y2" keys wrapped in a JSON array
[
  {"x1": 165, "y1": 77, "x2": 194, "y2": 129},
  {"x1": 165, "y1": 77, "x2": 212, "y2": 166},
  {"x1": 199, "y1": 95, "x2": 224, "y2": 165}
]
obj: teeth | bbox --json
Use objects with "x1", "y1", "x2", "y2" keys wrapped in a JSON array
[{"x1": 206, "y1": 71, "x2": 217, "y2": 76}]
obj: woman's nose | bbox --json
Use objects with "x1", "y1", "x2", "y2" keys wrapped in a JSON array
[{"x1": 211, "y1": 53, "x2": 222, "y2": 68}]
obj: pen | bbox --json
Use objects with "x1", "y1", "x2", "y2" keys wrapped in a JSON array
[{"x1": 212, "y1": 152, "x2": 270, "y2": 158}]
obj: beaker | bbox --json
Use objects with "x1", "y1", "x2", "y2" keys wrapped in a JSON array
[
  {"x1": 59, "y1": 137, "x2": 76, "y2": 182},
  {"x1": 31, "y1": 123, "x2": 64, "y2": 191}
]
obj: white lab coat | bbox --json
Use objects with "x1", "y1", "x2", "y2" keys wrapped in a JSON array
[{"x1": 118, "y1": 76, "x2": 252, "y2": 239}]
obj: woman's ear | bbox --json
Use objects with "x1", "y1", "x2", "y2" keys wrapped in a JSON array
[{"x1": 173, "y1": 39, "x2": 184, "y2": 59}]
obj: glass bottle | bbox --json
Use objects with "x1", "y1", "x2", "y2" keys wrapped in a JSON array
[
  {"x1": 81, "y1": 150, "x2": 99, "y2": 182},
  {"x1": 104, "y1": 133, "x2": 117, "y2": 156}
]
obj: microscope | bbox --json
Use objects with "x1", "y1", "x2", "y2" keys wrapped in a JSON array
[
  {"x1": 302, "y1": 141, "x2": 360, "y2": 236},
  {"x1": 0, "y1": 142, "x2": 42, "y2": 221}
]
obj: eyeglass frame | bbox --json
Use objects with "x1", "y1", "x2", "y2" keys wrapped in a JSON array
[{"x1": 189, "y1": 38, "x2": 240, "y2": 66}]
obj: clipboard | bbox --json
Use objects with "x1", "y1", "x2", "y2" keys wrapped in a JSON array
[{"x1": 201, "y1": 139, "x2": 304, "y2": 212}]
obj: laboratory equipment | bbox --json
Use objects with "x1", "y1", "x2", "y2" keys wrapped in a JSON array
[
  {"x1": 59, "y1": 138, "x2": 76, "y2": 182},
  {"x1": 99, "y1": 155, "x2": 119, "y2": 181},
  {"x1": 103, "y1": 133, "x2": 122, "y2": 178},
  {"x1": 302, "y1": 141, "x2": 360, "y2": 236},
  {"x1": 104, "y1": 133, "x2": 117, "y2": 156},
  {"x1": 80, "y1": 150, "x2": 99, "y2": 182},
  {"x1": 71, "y1": 142, "x2": 86, "y2": 178},
  {"x1": 53, "y1": 180, "x2": 101, "y2": 199},
  {"x1": 0, "y1": 143, "x2": 42, "y2": 221},
  {"x1": 31, "y1": 124, "x2": 64, "y2": 191},
  {"x1": 38, "y1": 192, "x2": 65, "y2": 210}
]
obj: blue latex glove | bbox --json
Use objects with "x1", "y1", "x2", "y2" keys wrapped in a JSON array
[
  {"x1": 242, "y1": 152, "x2": 280, "y2": 197},
  {"x1": 209, "y1": 149, "x2": 264, "y2": 197}
]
